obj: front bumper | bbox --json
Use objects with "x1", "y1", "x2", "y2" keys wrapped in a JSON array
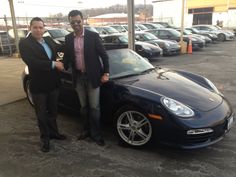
[{"x1": 151, "y1": 98, "x2": 234, "y2": 149}]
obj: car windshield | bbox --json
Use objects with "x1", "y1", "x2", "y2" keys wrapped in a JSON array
[
  {"x1": 85, "y1": 26, "x2": 99, "y2": 33},
  {"x1": 107, "y1": 49, "x2": 154, "y2": 78},
  {"x1": 214, "y1": 25, "x2": 222, "y2": 30},
  {"x1": 169, "y1": 29, "x2": 181, "y2": 37},
  {"x1": 122, "y1": 25, "x2": 128, "y2": 31},
  {"x1": 111, "y1": 26, "x2": 126, "y2": 33},
  {"x1": 48, "y1": 29, "x2": 70, "y2": 38},
  {"x1": 184, "y1": 30, "x2": 192, "y2": 35},
  {"x1": 104, "y1": 27, "x2": 119, "y2": 34},
  {"x1": 118, "y1": 35, "x2": 129, "y2": 43},
  {"x1": 206, "y1": 26, "x2": 219, "y2": 31},
  {"x1": 136, "y1": 24, "x2": 148, "y2": 30},
  {"x1": 143, "y1": 33, "x2": 158, "y2": 40},
  {"x1": 190, "y1": 28, "x2": 200, "y2": 33},
  {"x1": 153, "y1": 23, "x2": 164, "y2": 28}
]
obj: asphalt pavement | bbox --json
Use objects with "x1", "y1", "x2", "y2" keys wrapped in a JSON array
[{"x1": 0, "y1": 40, "x2": 236, "y2": 177}]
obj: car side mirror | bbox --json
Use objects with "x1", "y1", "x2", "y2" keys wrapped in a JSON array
[{"x1": 135, "y1": 36, "x2": 141, "y2": 41}]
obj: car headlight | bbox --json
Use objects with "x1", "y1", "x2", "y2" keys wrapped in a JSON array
[
  {"x1": 162, "y1": 97, "x2": 194, "y2": 117},
  {"x1": 204, "y1": 78, "x2": 221, "y2": 94},
  {"x1": 191, "y1": 38, "x2": 197, "y2": 41},
  {"x1": 142, "y1": 45, "x2": 151, "y2": 50},
  {"x1": 164, "y1": 43, "x2": 170, "y2": 47},
  {"x1": 208, "y1": 34, "x2": 213, "y2": 37}
]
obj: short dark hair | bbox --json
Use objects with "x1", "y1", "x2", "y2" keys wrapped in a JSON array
[
  {"x1": 68, "y1": 10, "x2": 83, "y2": 19},
  {"x1": 30, "y1": 17, "x2": 44, "y2": 26}
]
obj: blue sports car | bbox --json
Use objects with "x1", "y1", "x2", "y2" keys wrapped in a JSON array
[{"x1": 22, "y1": 48, "x2": 234, "y2": 149}]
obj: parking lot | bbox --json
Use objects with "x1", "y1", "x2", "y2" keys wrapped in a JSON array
[{"x1": 0, "y1": 40, "x2": 235, "y2": 177}]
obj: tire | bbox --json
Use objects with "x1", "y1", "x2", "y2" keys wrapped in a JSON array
[
  {"x1": 25, "y1": 79, "x2": 34, "y2": 106},
  {"x1": 218, "y1": 33, "x2": 226, "y2": 42},
  {"x1": 114, "y1": 105, "x2": 152, "y2": 147}
]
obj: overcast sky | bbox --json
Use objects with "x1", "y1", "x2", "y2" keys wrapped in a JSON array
[{"x1": 1, "y1": 0, "x2": 153, "y2": 17}]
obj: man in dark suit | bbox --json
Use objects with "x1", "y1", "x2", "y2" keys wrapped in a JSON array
[
  {"x1": 63, "y1": 10, "x2": 109, "y2": 146},
  {"x1": 19, "y1": 17, "x2": 66, "y2": 152}
]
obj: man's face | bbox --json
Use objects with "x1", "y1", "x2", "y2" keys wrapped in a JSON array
[
  {"x1": 30, "y1": 20, "x2": 45, "y2": 40},
  {"x1": 69, "y1": 15, "x2": 83, "y2": 33}
]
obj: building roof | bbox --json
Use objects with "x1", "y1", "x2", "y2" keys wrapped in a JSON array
[{"x1": 90, "y1": 13, "x2": 139, "y2": 19}]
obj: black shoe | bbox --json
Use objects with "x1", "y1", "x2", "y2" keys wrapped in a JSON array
[
  {"x1": 77, "y1": 132, "x2": 89, "y2": 140},
  {"x1": 41, "y1": 140, "x2": 50, "y2": 153},
  {"x1": 50, "y1": 134, "x2": 67, "y2": 140},
  {"x1": 96, "y1": 139, "x2": 105, "y2": 146}
]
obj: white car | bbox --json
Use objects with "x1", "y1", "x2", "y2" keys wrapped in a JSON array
[{"x1": 192, "y1": 25, "x2": 234, "y2": 42}]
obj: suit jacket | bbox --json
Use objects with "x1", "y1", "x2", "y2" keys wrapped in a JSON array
[
  {"x1": 19, "y1": 34, "x2": 62, "y2": 93},
  {"x1": 63, "y1": 29, "x2": 109, "y2": 88}
]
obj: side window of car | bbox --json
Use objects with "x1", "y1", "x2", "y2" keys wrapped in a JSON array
[
  {"x1": 200, "y1": 26, "x2": 207, "y2": 31},
  {"x1": 102, "y1": 29, "x2": 107, "y2": 35},
  {"x1": 159, "y1": 31, "x2": 168, "y2": 38},
  {"x1": 103, "y1": 37, "x2": 112, "y2": 43},
  {"x1": 112, "y1": 37, "x2": 119, "y2": 44}
]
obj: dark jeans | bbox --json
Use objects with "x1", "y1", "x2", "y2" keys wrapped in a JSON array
[
  {"x1": 32, "y1": 89, "x2": 60, "y2": 141},
  {"x1": 75, "y1": 72, "x2": 102, "y2": 141}
]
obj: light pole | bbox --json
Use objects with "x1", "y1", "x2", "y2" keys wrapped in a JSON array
[
  {"x1": 180, "y1": 0, "x2": 186, "y2": 53},
  {"x1": 144, "y1": 0, "x2": 147, "y2": 22},
  {"x1": 8, "y1": 0, "x2": 19, "y2": 55},
  {"x1": 127, "y1": 0, "x2": 135, "y2": 50}
]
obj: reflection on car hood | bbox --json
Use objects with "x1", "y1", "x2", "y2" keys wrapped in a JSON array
[
  {"x1": 136, "y1": 41, "x2": 162, "y2": 50},
  {"x1": 118, "y1": 69, "x2": 222, "y2": 112}
]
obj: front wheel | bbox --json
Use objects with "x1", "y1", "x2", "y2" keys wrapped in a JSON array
[
  {"x1": 218, "y1": 33, "x2": 226, "y2": 42},
  {"x1": 25, "y1": 79, "x2": 34, "y2": 106},
  {"x1": 115, "y1": 105, "x2": 152, "y2": 147}
]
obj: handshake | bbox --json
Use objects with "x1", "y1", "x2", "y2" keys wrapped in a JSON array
[{"x1": 54, "y1": 61, "x2": 65, "y2": 71}]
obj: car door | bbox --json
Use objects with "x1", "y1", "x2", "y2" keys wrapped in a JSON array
[{"x1": 59, "y1": 67, "x2": 80, "y2": 110}]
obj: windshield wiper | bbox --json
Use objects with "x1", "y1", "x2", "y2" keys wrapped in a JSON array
[
  {"x1": 140, "y1": 67, "x2": 156, "y2": 74},
  {"x1": 113, "y1": 72, "x2": 142, "y2": 79}
]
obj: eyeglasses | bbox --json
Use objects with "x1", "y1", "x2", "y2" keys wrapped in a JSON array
[{"x1": 70, "y1": 20, "x2": 82, "y2": 25}]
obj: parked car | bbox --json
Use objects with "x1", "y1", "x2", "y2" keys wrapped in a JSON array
[
  {"x1": 152, "y1": 22, "x2": 178, "y2": 29},
  {"x1": 94, "y1": 26, "x2": 120, "y2": 37},
  {"x1": 134, "y1": 31, "x2": 180, "y2": 55},
  {"x1": 148, "y1": 28, "x2": 205, "y2": 50},
  {"x1": 192, "y1": 25, "x2": 235, "y2": 42},
  {"x1": 0, "y1": 31, "x2": 16, "y2": 55},
  {"x1": 8, "y1": 28, "x2": 29, "y2": 40},
  {"x1": 102, "y1": 34, "x2": 162, "y2": 59},
  {"x1": 141, "y1": 23, "x2": 164, "y2": 30},
  {"x1": 121, "y1": 24, "x2": 142, "y2": 32},
  {"x1": 185, "y1": 27, "x2": 218, "y2": 42},
  {"x1": 135, "y1": 24, "x2": 149, "y2": 31},
  {"x1": 84, "y1": 26, "x2": 99, "y2": 33},
  {"x1": 43, "y1": 28, "x2": 70, "y2": 44},
  {"x1": 109, "y1": 25, "x2": 127, "y2": 33},
  {"x1": 176, "y1": 29, "x2": 212, "y2": 44},
  {"x1": 22, "y1": 48, "x2": 234, "y2": 149}
]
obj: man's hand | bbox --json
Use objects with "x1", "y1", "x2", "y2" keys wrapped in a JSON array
[
  {"x1": 55, "y1": 61, "x2": 64, "y2": 71},
  {"x1": 101, "y1": 73, "x2": 109, "y2": 83}
]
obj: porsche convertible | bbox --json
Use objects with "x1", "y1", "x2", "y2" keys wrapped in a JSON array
[{"x1": 22, "y1": 48, "x2": 234, "y2": 149}]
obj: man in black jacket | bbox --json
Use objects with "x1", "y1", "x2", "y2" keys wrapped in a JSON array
[
  {"x1": 19, "y1": 17, "x2": 66, "y2": 152},
  {"x1": 63, "y1": 10, "x2": 109, "y2": 146}
]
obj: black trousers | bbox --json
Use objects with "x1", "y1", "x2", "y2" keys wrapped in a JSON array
[{"x1": 32, "y1": 89, "x2": 60, "y2": 141}]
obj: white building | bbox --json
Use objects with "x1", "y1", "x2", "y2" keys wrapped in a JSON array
[{"x1": 152, "y1": 0, "x2": 236, "y2": 28}]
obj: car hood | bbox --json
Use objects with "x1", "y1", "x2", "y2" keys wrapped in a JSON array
[
  {"x1": 136, "y1": 41, "x2": 162, "y2": 50},
  {"x1": 118, "y1": 69, "x2": 222, "y2": 112}
]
